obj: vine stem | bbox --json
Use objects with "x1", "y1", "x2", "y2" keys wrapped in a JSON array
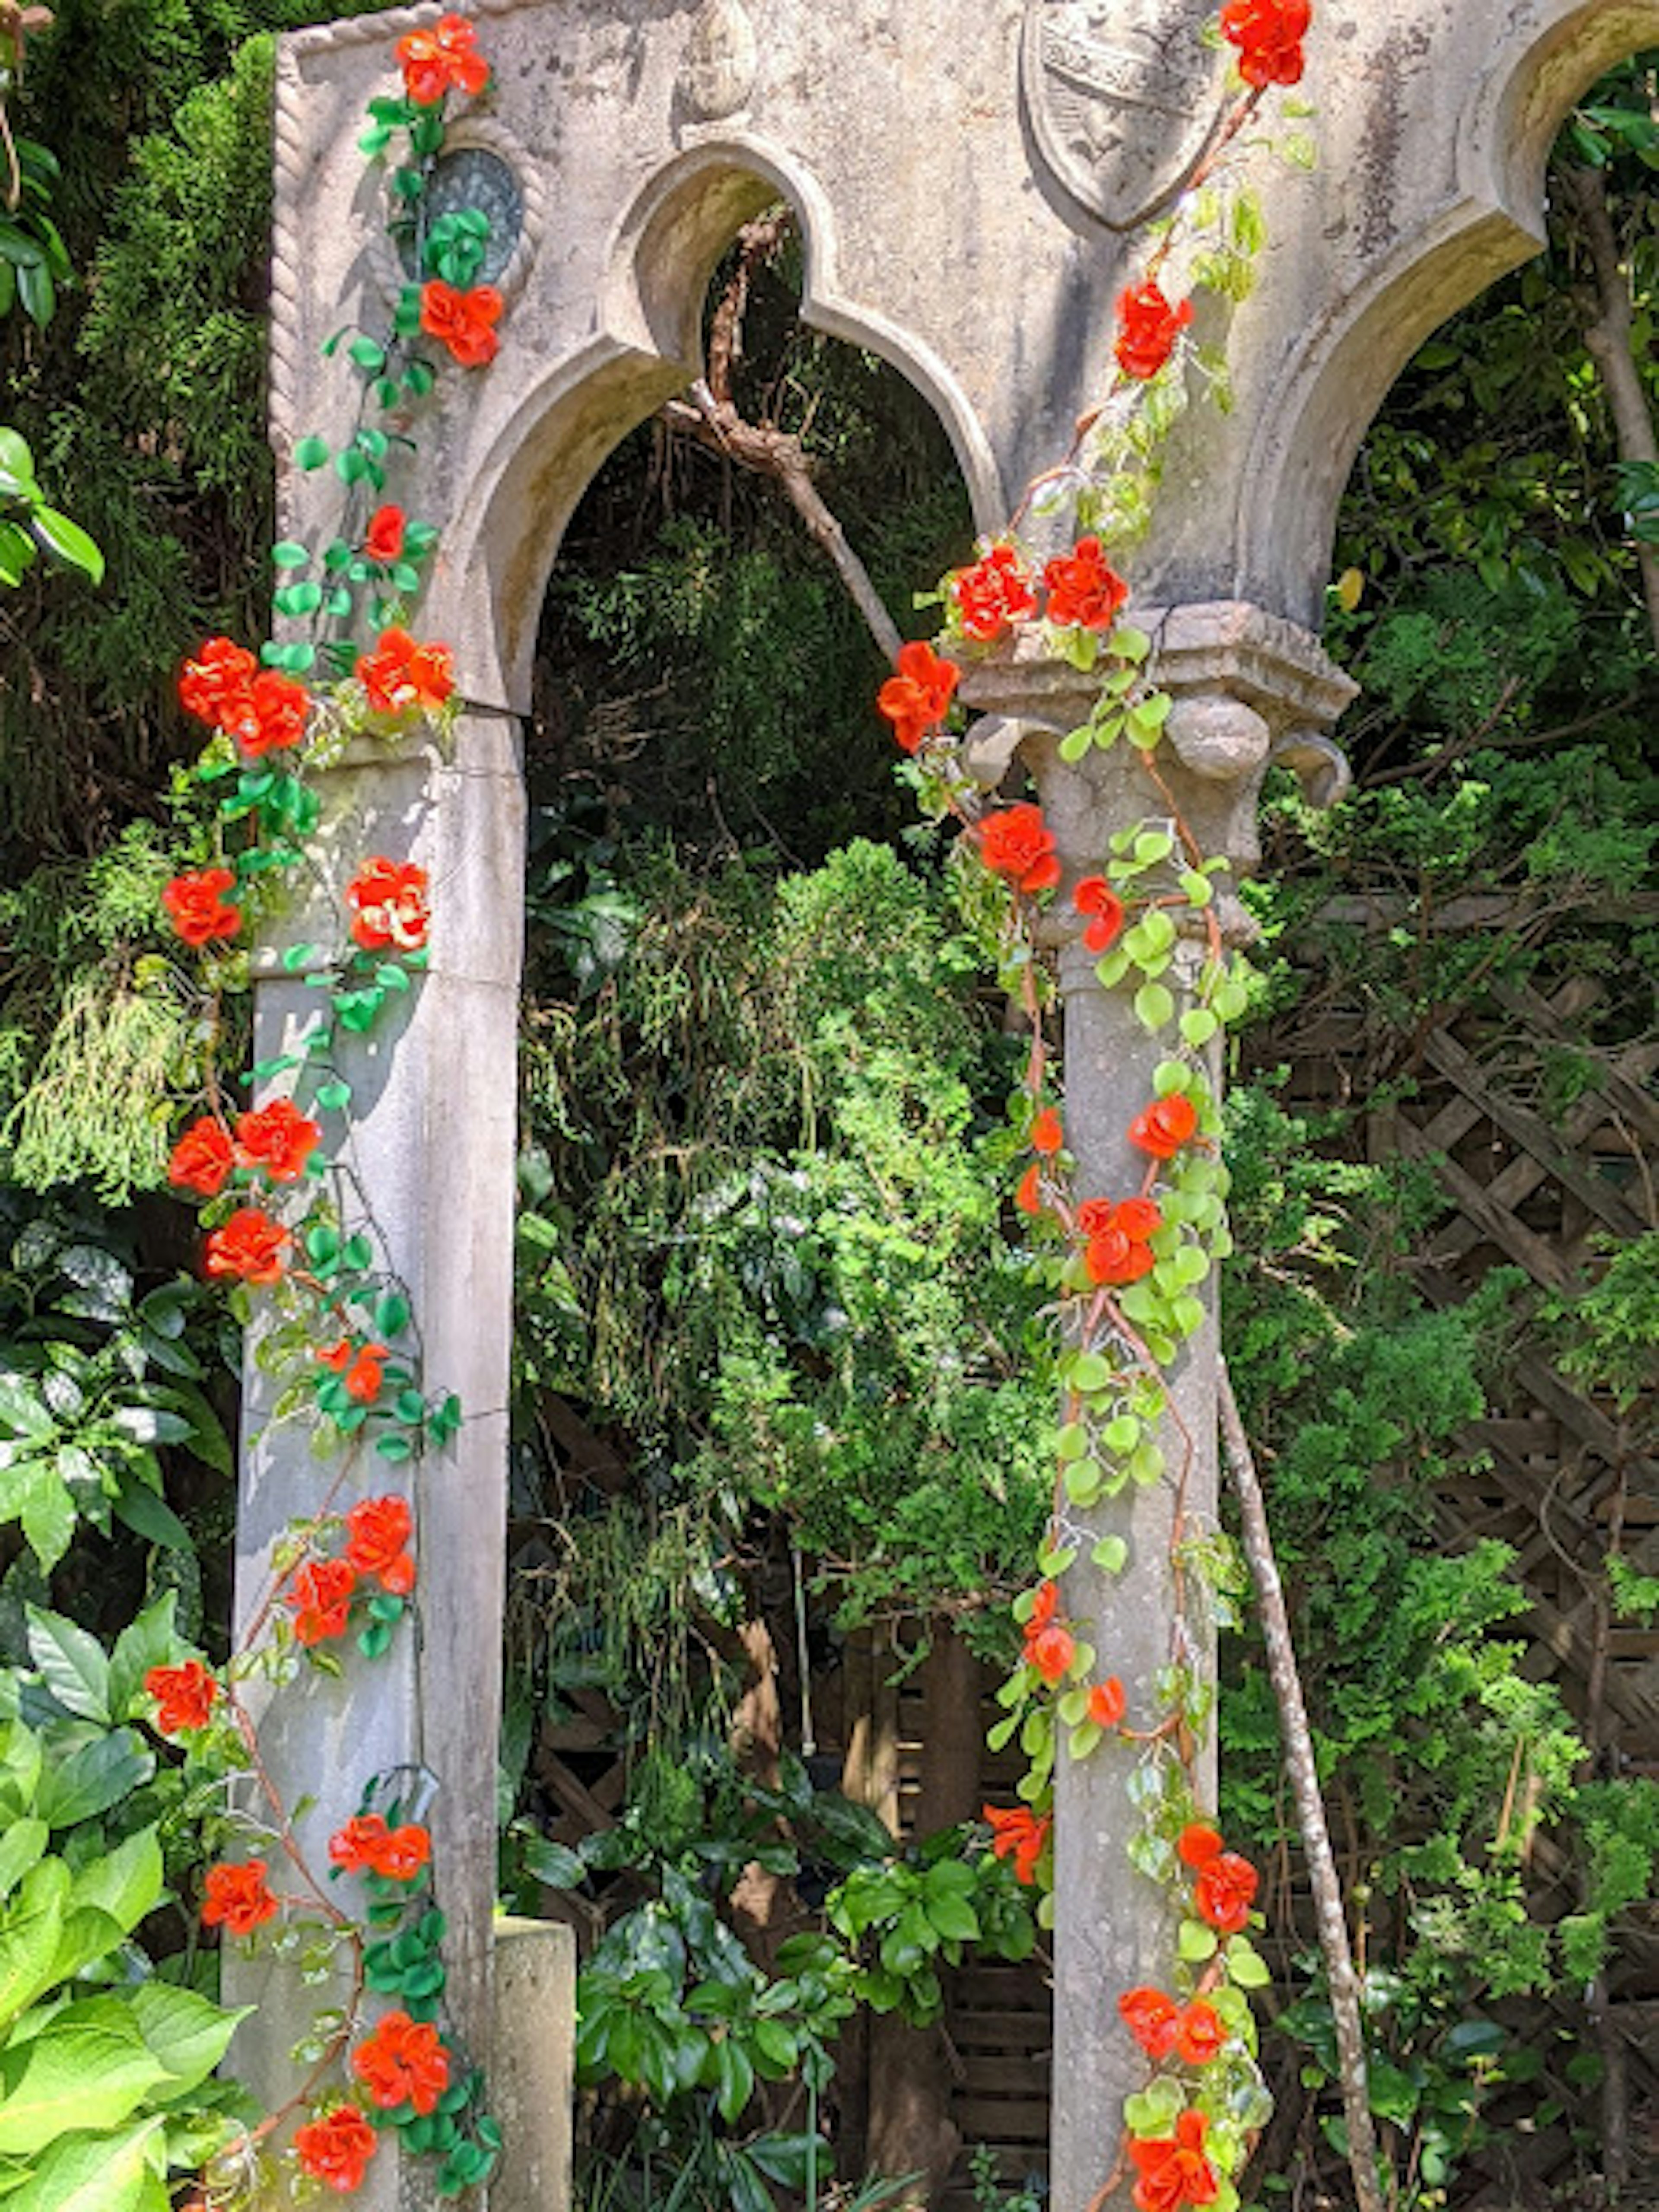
[{"x1": 1217, "y1": 1362, "x2": 1394, "y2": 2212}]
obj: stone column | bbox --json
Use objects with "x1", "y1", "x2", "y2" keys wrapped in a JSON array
[
  {"x1": 230, "y1": 708, "x2": 524, "y2": 2206},
  {"x1": 962, "y1": 607, "x2": 1354, "y2": 2212}
]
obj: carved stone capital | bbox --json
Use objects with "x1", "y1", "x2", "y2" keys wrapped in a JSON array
[{"x1": 957, "y1": 600, "x2": 1356, "y2": 945}]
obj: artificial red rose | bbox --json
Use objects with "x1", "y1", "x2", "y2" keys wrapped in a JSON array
[
  {"x1": 345, "y1": 1494, "x2": 416, "y2": 1590},
  {"x1": 1022, "y1": 1580, "x2": 1076, "y2": 1685},
  {"x1": 1176, "y1": 1999, "x2": 1225, "y2": 2066},
  {"x1": 236, "y1": 670, "x2": 310, "y2": 758},
  {"x1": 1220, "y1": 0, "x2": 1310, "y2": 88},
  {"x1": 1114, "y1": 1197, "x2": 1163, "y2": 1241},
  {"x1": 1074, "y1": 874, "x2": 1126, "y2": 954},
  {"x1": 204, "y1": 1208, "x2": 290, "y2": 1287},
  {"x1": 1043, "y1": 537, "x2": 1129, "y2": 631},
  {"x1": 978, "y1": 803, "x2": 1062, "y2": 896},
  {"x1": 1085, "y1": 1227, "x2": 1156, "y2": 1287},
  {"x1": 1178, "y1": 1821, "x2": 1224, "y2": 1868},
  {"x1": 1075, "y1": 1198, "x2": 1118, "y2": 1238},
  {"x1": 420, "y1": 279, "x2": 503, "y2": 368},
  {"x1": 168, "y1": 1117, "x2": 235, "y2": 1198},
  {"x1": 374, "y1": 1823, "x2": 433, "y2": 1881},
  {"x1": 1015, "y1": 1161, "x2": 1044, "y2": 1217},
  {"x1": 362, "y1": 505, "x2": 407, "y2": 564},
  {"x1": 295, "y1": 2106, "x2": 380, "y2": 2195},
  {"x1": 952, "y1": 542, "x2": 1037, "y2": 642},
  {"x1": 396, "y1": 12, "x2": 490, "y2": 105},
  {"x1": 1128, "y1": 1093, "x2": 1199, "y2": 1160},
  {"x1": 352, "y1": 2009, "x2": 452, "y2": 2115},
  {"x1": 1129, "y1": 2109, "x2": 1219, "y2": 2212},
  {"x1": 1030, "y1": 1108, "x2": 1064, "y2": 1156},
  {"x1": 984, "y1": 1803, "x2": 1051, "y2": 1887},
  {"x1": 330, "y1": 1813, "x2": 394, "y2": 1875},
  {"x1": 1087, "y1": 1676, "x2": 1126, "y2": 1728},
  {"x1": 1119, "y1": 1985, "x2": 1181, "y2": 2060},
  {"x1": 235, "y1": 1098, "x2": 320, "y2": 1182},
  {"x1": 179, "y1": 637, "x2": 257, "y2": 729},
  {"x1": 163, "y1": 868, "x2": 241, "y2": 949},
  {"x1": 145, "y1": 1658, "x2": 218, "y2": 1735},
  {"x1": 1195, "y1": 1849, "x2": 1259, "y2": 1934},
  {"x1": 288, "y1": 1557, "x2": 358, "y2": 1646},
  {"x1": 356, "y1": 629, "x2": 456, "y2": 716},
  {"x1": 201, "y1": 1859, "x2": 278, "y2": 1936},
  {"x1": 1115, "y1": 280, "x2": 1195, "y2": 381},
  {"x1": 346, "y1": 856, "x2": 431, "y2": 952},
  {"x1": 877, "y1": 639, "x2": 959, "y2": 753},
  {"x1": 315, "y1": 1342, "x2": 389, "y2": 1405}
]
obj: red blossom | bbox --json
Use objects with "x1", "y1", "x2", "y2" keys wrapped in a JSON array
[
  {"x1": 288, "y1": 1557, "x2": 357, "y2": 1646},
  {"x1": 201, "y1": 1859, "x2": 278, "y2": 1936},
  {"x1": 1128, "y1": 1093, "x2": 1199, "y2": 1160},
  {"x1": 346, "y1": 857, "x2": 431, "y2": 953},
  {"x1": 235, "y1": 1099, "x2": 320, "y2": 1182},
  {"x1": 145, "y1": 1659, "x2": 218, "y2": 1735},
  {"x1": 179, "y1": 637, "x2": 257, "y2": 729},
  {"x1": 356, "y1": 629, "x2": 455, "y2": 716},
  {"x1": 978, "y1": 804, "x2": 1062, "y2": 896},
  {"x1": 1043, "y1": 537, "x2": 1129, "y2": 631},
  {"x1": 168, "y1": 1117, "x2": 235, "y2": 1198},
  {"x1": 163, "y1": 869, "x2": 241, "y2": 949},
  {"x1": 1087, "y1": 1676, "x2": 1126, "y2": 1728},
  {"x1": 1015, "y1": 1161, "x2": 1044, "y2": 1217},
  {"x1": 1114, "y1": 1197, "x2": 1163, "y2": 1240},
  {"x1": 319, "y1": 1340, "x2": 389, "y2": 1406},
  {"x1": 420, "y1": 279, "x2": 503, "y2": 367},
  {"x1": 238, "y1": 671, "x2": 311, "y2": 758},
  {"x1": 346, "y1": 1495, "x2": 416, "y2": 1593},
  {"x1": 1119, "y1": 1985, "x2": 1181, "y2": 2060},
  {"x1": 1030, "y1": 1108, "x2": 1064, "y2": 1156},
  {"x1": 1115, "y1": 280, "x2": 1195, "y2": 381},
  {"x1": 362, "y1": 505, "x2": 407, "y2": 564},
  {"x1": 1176, "y1": 1999, "x2": 1225, "y2": 2066},
  {"x1": 331, "y1": 1812, "x2": 432, "y2": 1882},
  {"x1": 1074, "y1": 874, "x2": 1126, "y2": 954},
  {"x1": 353, "y1": 2009, "x2": 452, "y2": 2115},
  {"x1": 1085, "y1": 1227, "x2": 1156, "y2": 1287},
  {"x1": 1178, "y1": 1822, "x2": 1223, "y2": 1868},
  {"x1": 1195, "y1": 1850, "x2": 1259, "y2": 1934},
  {"x1": 951, "y1": 543, "x2": 1036, "y2": 641},
  {"x1": 876, "y1": 639, "x2": 959, "y2": 753},
  {"x1": 1220, "y1": 0, "x2": 1310, "y2": 88},
  {"x1": 1022, "y1": 1580, "x2": 1076, "y2": 1684},
  {"x1": 396, "y1": 12, "x2": 491, "y2": 105},
  {"x1": 1129, "y1": 2109, "x2": 1220, "y2": 2212},
  {"x1": 983, "y1": 1803, "x2": 1051, "y2": 1886},
  {"x1": 294, "y1": 2106, "x2": 380, "y2": 2195},
  {"x1": 204, "y1": 1208, "x2": 290, "y2": 1287}
]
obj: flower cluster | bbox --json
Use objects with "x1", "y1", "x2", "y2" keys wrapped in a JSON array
[
  {"x1": 1182, "y1": 1820, "x2": 1259, "y2": 1934},
  {"x1": 170, "y1": 1099, "x2": 321, "y2": 1199},
  {"x1": 979, "y1": 803, "x2": 1062, "y2": 895},
  {"x1": 284, "y1": 1499, "x2": 418, "y2": 1648},
  {"x1": 203, "y1": 1859, "x2": 280, "y2": 1938},
  {"x1": 1115, "y1": 280, "x2": 1195, "y2": 382},
  {"x1": 145, "y1": 1658, "x2": 219, "y2": 1735},
  {"x1": 1077, "y1": 1195, "x2": 1163, "y2": 1287},
  {"x1": 395, "y1": 13, "x2": 489, "y2": 106},
  {"x1": 983, "y1": 1803, "x2": 1051, "y2": 1887},
  {"x1": 181, "y1": 636, "x2": 311, "y2": 757},
  {"x1": 1220, "y1": 0, "x2": 1309, "y2": 89},
  {"x1": 944, "y1": 535, "x2": 1130, "y2": 646},
  {"x1": 330, "y1": 1812, "x2": 432, "y2": 1883},
  {"x1": 1119, "y1": 1987, "x2": 1224, "y2": 2066},
  {"x1": 876, "y1": 638, "x2": 959, "y2": 753},
  {"x1": 163, "y1": 867, "x2": 241, "y2": 949},
  {"x1": 346, "y1": 857, "x2": 430, "y2": 952}
]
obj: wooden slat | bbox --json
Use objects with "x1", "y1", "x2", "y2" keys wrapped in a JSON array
[{"x1": 1396, "y1": 1113, "x2": 1573, "y2": 1287}]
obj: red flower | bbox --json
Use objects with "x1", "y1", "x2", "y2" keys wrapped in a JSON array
[
  {"x1": 346, "y1": 1494, "x2": 416, "y2": 1592},
  {"x1": 328, "y1": 1812, "x2": 432, "y2": 1881},
  {"x1": 951, "y1": 543, "x2": 1036, "y2": 641},
  {"x1": 238, "y1": 671, "x2": 310, "y2": 758},
  {"x1": 356, "y1": 629, "x2": 455, "y2": 715},
  {"x1": 204, "y1": 1208, "x2": 290, "y2": 1287},
  {"x1": 1087, "y1": 1676, "x2": 1126, "y2": 1728},
  {"x1": 145, "y1": 1659, "x2": 218, "y2": 1735},
  {"x1": 288, "y1": 1557, "x2": 358, "y2": 1646},
  {"x1": 295, "y1": 2106, "x2": 380, "y2": 2195},
  {"x1": 396, "y1": 13, "x2": 490, "y2": 105},
  {"x1": 1119, "y1": 1985, "x2": 1181, "y2": 2060},
  {"x1": 1220, "y1": 0, "x2": 1310, "y2": 88},
  {"x1": 978, "y1": 804, "x2": 1062, "y2": 896},
  {"x1": 1030, "y1": 1107, "x2": 1064, "y2": 1156},
  {"x1": 163, "y1": 868, "x2": 241, "y2": 949},
  {"x1": 201, "y1": 1859, "x2": 278, "y2": 1936},
  {"x1": 168, "y1": 1117, "x2": 235, "y2": 1198},
  {"x1": 1022, "y1": 1580, "x2": 1076, "y2": 1685},
  {"x1": 374, "y1": 1823, "x2": 433, "y2": 1881},
  {"x1": 346, "y1": 856, "x2": 431, "y2": 953},
  {"x1": 1015, "y1": 1161, "x2": 1044, "y2": 1217},
  {"x1": 1195, "y1": 1850, "x2": 1259, "y2": 1935},
  {"x1": 1075, "y1": 1198, "x2": 1117, "y2": 1238},
  {"x1": 320, "y1": 1341, "x2": 390, "y2": 1407},
  {"x1": 1074, "y1": 875, "x2": 1126, "y2": 954},
  {"x1": 1128, "y1": 1093, "x2": 1199, "y2": 1160},
  {"x1": 1115, "y1": 280, "x2": 1195, "y2": 381},
  {"x1": 1114, "y1": 1197, "x2": 1163, "y2": 1241},
  {"x1": 235, "y1": 1099, "x2": 320, "y2": 1182},
  {"x1": 352, "y1": 2009, "x2": 452, "y2": 2115},
  {"x1": 1043, "y1": 538, "x2": 1129, "y2": 631},
  {"x1": 1085, "y1": 1227, "x2": 1156, "y2": 1287},
  {"x1": 362, "y1": 505, "x2": 407, "y2": 564},
  {"x1": 1129, "y1": 2110, "x2": 1220, "y2": 2212},
  {"x1": 1178, "y1": 1822, "x2": 1223, "y2": 1868},
  {"x1": 984, "y1": 1803, "x2": 1051, "y2": 1887},
  {"x1": 877, "y1": 639, "x2": 959, "y2": 753},
  {"x1": 1176, "y1": 1999, "x2": 1225, "y2": 2066},
  {"x1": 179, "y1": 637, "x2": 257, "y2": 728},
  {"x1": 420, "y1": 280, "x2": 503, "y2": 368}
]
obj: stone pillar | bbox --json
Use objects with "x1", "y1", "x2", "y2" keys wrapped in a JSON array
[
  {"x1": 962, "y1": 607, "x2": 1354, "y2": 2212},
  {"x1": 230, "y1": 708, "x2": 524, "y2": 2204}
]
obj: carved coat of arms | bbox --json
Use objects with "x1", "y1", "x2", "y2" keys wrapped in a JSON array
[{"x1": 1021, "y1": 1, "x2": 1223, "y2": 231}]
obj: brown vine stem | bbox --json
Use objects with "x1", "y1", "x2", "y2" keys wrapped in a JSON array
[{"x1": 1217, "y1": 1362, "x2": 1393, "y2": 2212}]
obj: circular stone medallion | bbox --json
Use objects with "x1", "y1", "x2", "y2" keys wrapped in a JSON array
[{"x1": 398, "y1": 148, "x2": 524, "y2": 284}]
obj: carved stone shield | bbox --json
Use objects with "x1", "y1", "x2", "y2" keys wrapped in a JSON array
[{"x1": 1021, "y1": 1, "x2": 1222, "y2": 231}]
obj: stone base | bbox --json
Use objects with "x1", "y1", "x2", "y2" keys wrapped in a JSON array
[{"x1": 490, "y1": 1918, "x2": 577, "y2": 2212}]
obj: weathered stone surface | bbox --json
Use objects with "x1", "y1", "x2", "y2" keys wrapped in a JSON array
[{"x1": 491, "y1": 1919, "x2": 577, "y2": 2212}]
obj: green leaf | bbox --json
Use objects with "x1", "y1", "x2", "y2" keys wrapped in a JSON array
[
  {"x1": 0, "y1": 426, "x2": 39, "y2": 496},
  {"x1": 1135, "y1": 982, "x2": 1175, "y2": 1032},
  {"x1": 1091, "y1": 1535, "x2": 1128, "y2": 1573},
  {"x1": 0, "y1": 1818, "x2": 47, "y2": 1902},
  {"x1": 0, "y1": 2000, "x2": 171, "y2": 2152},
  {"x1": 271, "y1": 542, "x2": 310, "y2": 569},
  {"x1": 1225, "y1": 1936, "x2": 1271, "y2": 1988},
  {"x1": 110, "y1": 1478, "x2": 191, "y2": 1554},
  {"x1": 315, "y1": 1080, "x2": 352, "y2": 1112},
  {"x1": 294, "y1": 435, "x2": 331, "y2": 470},
  {"x1": 350, "y1": 337, "x2": 387, "y2": 372},
  {"x1": 130, "y1": 1982, "x2": 249, "y2": 2095},
  {"x1": 1178, "y1": 1917, "x2": 1218, "y2": 1961},
  {"x1": 107, "y1": 1594, "x2": 179, "y2": 1723},
  {"x1": 34, "y1": 1730, "x2": 153, "y2": 1831},
  {"x1": 29, "y1": 508, "x2": 103, "y2": 585},
  {"x1": 0, "y1": 1862, "x2": 68, "y2": 2035},
  {"x1": 0, "y1": 2116, "x2": 167, "y2": 2212},
  {"x1": 19, "y1": 1471, "x2": 75, "y2": 1575},
  {"x1": 69, "y1": 1826, "x2": 162, "y2": 1937},
  {"x1": 1058, "y1": 723, "x2": 1093, "y2": 765},
  {"x1": 516, "y1": 1836, "x2": 585, "y2": 1889},
  {"x1": 25, "y1": 1609, "x2": 110, "y2": 1725},
  {"x1": 375, "y1": 1291, "x2": 411, "y2": 1335},
  {"x1": 1179, "y1": 1007, "x2": 1219, "y2": 1048}
]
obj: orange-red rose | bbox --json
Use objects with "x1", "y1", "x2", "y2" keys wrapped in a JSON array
[
  {"x1": 356, "y1": 629, "x2": 455, "y2": 716},
  {"x1": 1015, "y1": 1161, "x2": 1044, "y2": 1217},
  {"x1": 1178, "y1": 1821, "x2": 1223, "y2": 1868},
  {"x1": 1022, "y1": 1580, "x2": 1076, "y2": 1684},
  {"x1": 1220, "y1": 0, "x2": 1310, "y2": 88},
  {"x1": 179, "y1": 637, "x2": 257, "y2": 728},
  {"x1": 420, "y1": 279, "x2": 503, "y2": 367},
  {"x1": 168, "y1": 1117, "x2": 234, "y2": 1198},
  {"x1": 984, "y1": 1803, "x2": 1051, "y2": 1887},
  {"x1": 352, "y1": 2009, "x2": 452, "y2": 2115},
  {"x1": 396, "y1": 12, "x2": 490, "y2": 105},
  {"x1": 1074, "y1": 874, "x2": 1126, "y2": 954},
  {"x1": 295, "y1": 2106, "x2": 379, "y2": 2195},
  {"x1": 1115, "y1": 280, "x2": 1195, "y2": 382},
  {"x1": 163, "y1": 868, "x2": 241, "y2": 949},
  {"x1": 1176, "y1": 1999, "x2": 1225, "y2": 2066},
  {"x1": 877, "y1": 639, "x2": 959, "y2": 753},
  {"x1": 1087, "y1": 1676, "x2": 1126, "y2": 1728},
  {"x1": 362, "y1": 505, "x2": 406, "y2": 564},
  {"x1": 330, "y1": 1812, "x2": 432, "y2": 1881},
  {"x1": 288, "y1": 1557, "x2": 357, "y2": 1646},
  {"x1": 235, "y1": 1099, "x2": 320, "y2": 1182},
  {"x1": 145, "y1": 1658, "x2": 218, "y2": 1734},
  {"x1": 1043, "y1": 537, "x2": 1129, "y2": 631},
  {"x1": 1085, "y1": 1226, "x2": 1157, "y2": 1287},
  {"x1": 1195, "y1": 1849, "x2": 1259, "y2": 1934},
  {"x1": 1129, "y1": 2109, "x2": 1219, "y2": 2212},
  {"x1": 1119, "y1": 1985, "x2": 1181, "y2": 2060},
  {"x1": 178, "y1": 642, "x2": 307, "y2": 755},
  {"x1": 1030, "y1": 1108, "x2": 1064, "y2": 1156},
  {"x1": 979, "y1": 803, "x2": 1062, "y2": 895},
  {"x1": 1128, "y1": 1093, "x2": 1199, "y2": 1160},
  {"x1": 952, "y1": 543, "x2": 1036, "y2": 641},
  {"x1": 201, "y1": 1859, "x2": 278, "y2": 1936},
  {"x1": 238, "y1": 671, "x2": 311, "y2": 757},
  {"x1": 346, "y1": 856, "x2": 431, "y2": 952},
  {"x1": 319, "y1": 1339, "x2": 390, "y2": 1407},
  {"x1": 204, "y1": 1208, "x2": 290, "y2": 1287},
  {"x1": 345, "y1": 1495, "x2": 416, "y2": 1595}
]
